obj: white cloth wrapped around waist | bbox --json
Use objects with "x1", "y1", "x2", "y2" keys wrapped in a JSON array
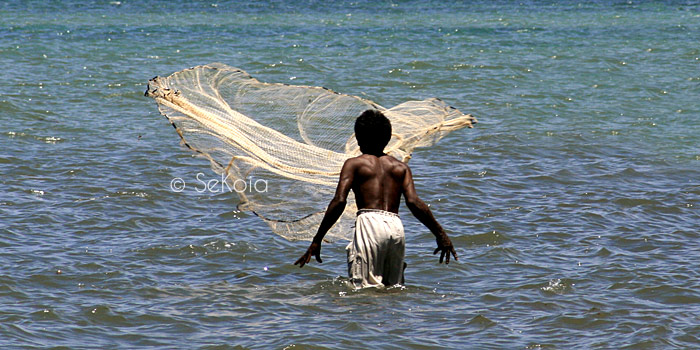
[{"x1": 346, "y1": 209, "x2": 405, "y2": 288}]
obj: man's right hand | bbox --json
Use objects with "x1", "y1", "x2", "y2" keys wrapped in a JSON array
[
  {"x1": 294, "y1": 242, "x2": 322, "y2": 267},
  {"x1": 433, "y1": 234, "x2": 458, "y2": 264}
]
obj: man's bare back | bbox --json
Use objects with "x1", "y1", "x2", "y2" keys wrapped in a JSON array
[{"x1": 346, "y1": 154, "x2": 406, "y2": 213}]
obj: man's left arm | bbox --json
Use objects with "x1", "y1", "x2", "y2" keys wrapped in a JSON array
[{"x1": 294, "y1": 159, "x2": 355, "y2": 267}]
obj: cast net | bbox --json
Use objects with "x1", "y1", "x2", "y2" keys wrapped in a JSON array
[{"x1": 146, "y1": 63, "x2": 476, "y2": 242}]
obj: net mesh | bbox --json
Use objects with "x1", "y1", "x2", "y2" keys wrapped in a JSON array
[{"x1": 145, "y1": 63, "x2": 476, "y2": 242}]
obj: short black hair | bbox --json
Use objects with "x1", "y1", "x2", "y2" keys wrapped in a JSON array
[{"x1": 354, "y1": 110, "x2": 392, "y2": 154}]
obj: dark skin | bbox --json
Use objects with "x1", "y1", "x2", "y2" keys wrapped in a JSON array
[{"x1": 294, "y1": 150, "x2": 458, "y2": 268}]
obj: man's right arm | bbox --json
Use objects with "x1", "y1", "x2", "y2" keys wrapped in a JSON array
[
  {"x1": 294, "y1": 158, "x2": 355, "y2": 268},
  {"x1": 402, "y1": 165, "x2": 458, "y2": 264}
]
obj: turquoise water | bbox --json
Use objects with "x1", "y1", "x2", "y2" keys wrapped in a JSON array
[{"x1": 2, "y1": 1, "x2": 699, "y2": 348}]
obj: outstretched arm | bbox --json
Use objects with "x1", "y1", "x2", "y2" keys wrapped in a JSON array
[
  {"x1": 295, "y1": 159, "x2": 355, "y2": 267},
  {"x1": 402, "y1": 166, "x2": 458, "y2": 264}
]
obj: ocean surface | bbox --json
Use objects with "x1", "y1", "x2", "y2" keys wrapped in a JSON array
[{"x1": 2, "y1": 1, "x2": 699, "y2": 348}]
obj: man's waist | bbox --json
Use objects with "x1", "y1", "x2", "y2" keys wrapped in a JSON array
[{"x1": 356, "y1": 208, "x2": 400, "y2": 218}]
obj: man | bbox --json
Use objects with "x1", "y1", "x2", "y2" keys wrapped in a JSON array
[{"x1": 294, "y1": 110, "x2": 458, "y2": 288}]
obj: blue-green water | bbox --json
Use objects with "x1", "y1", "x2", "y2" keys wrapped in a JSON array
[{"x1": 2, "y1": 1, "x2": 699, "y2": 348}]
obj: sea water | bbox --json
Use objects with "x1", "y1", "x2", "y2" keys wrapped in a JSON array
[{"x1": 1, "y1": 1, "x2": 699, "y2": 348}]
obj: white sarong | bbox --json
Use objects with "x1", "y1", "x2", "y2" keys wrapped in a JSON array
[{"x1": 346, "y1": 209, "x2": 405, "y2": 288}]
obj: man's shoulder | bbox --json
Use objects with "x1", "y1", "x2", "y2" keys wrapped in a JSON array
[
  {"x1": 343, "y1": 155, "x2": 366, "y2": 166},
  {"x1": 381, "y1": 154, "x2": 409, "y2": 168},
  {"x1": 341, "y1": 156, "x2": 368, "y2": 174}
]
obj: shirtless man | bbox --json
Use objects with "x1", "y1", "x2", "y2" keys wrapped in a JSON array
[{"x1": 294, "y1": 110, "x2": 457, "y2": 288}]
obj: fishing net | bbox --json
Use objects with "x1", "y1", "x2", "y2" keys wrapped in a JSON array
[{"x1": 145, "y1": 63, "x2": 476, "y2": 242}]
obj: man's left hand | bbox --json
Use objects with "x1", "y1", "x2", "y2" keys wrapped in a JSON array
[{"x1": 434, "y1": 235, "x2": 458, "y2": 264}]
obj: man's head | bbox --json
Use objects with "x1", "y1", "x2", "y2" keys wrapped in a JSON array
[{"x1": 354, "y1": 109, "x2": 392, "y2": 155}]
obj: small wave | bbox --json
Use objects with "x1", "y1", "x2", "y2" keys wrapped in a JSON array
[
  {"x1": 407, "y1": 60, "x2": 438, "y2": 69},
  {"x1": 81, "y1": 305, "x2": 130, "y2": 326},
  {"x1": 114, "y1": 191, "x2": 149, "y2": 198},
  {"x1": 526, "y1": 343, "x2": 557, "y2": 349},
  {"x1": 464, "y1": 230, "x2": 507, "y2": 246},
  {"x1": 132, "y1": 240, "x2": 255, "y2": 259},
  {"x1": 541, "y1": 278, "x2": 573, "y2": 295},
  {"x1": 594, "y1": 247, "x2": 612, "y2": 257},
  {"x1": 634, "y1": 285, "x2": 700, "y2": 304},
  {"x1": 30, "y1": 308, "x2": 60, "y2": 321},
  {"x1": 466, "y1": 314, "x2": 497, "y2": 329},
  {"x1": 5, "y1": 131, "x2": 64, "y2": 144}
]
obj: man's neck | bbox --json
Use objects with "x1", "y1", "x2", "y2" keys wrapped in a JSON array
[{"x1": 362, "y1": 151, "x2": 386, "y2": 157}]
